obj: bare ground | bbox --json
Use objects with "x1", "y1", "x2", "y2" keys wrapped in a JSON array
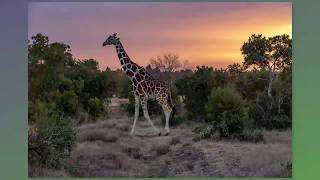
[{"x1": 48, "y1": 112, "x2": 291, "y2": 178}]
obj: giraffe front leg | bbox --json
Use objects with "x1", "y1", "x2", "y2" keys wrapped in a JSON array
[
  {"x1": 162, "y1": 104, "x2": 172, "y2": 136},
  {"x1": 141, "y1": 98, "x2": 161, "y2": 136},
  {"x1": 130, "y1": 95, "x2": 140, "y2": 135}
]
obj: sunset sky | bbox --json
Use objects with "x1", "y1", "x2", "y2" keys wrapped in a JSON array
[{"x1": 28, "y1": 2, "x2": 292, "y2": 70}]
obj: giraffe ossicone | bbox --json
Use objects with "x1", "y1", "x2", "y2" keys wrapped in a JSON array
[{"x1": 102, "y1": 33, "x2": 176, "y2": 136}]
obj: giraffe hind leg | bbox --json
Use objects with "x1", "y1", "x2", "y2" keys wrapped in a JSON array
[
  {"x1": 161, "y1": 103, "x2": 172, "y2": 136},
  {"x1": 141, "y1": 97, "x2": 161, "y2": 136},
  {"x1": 130, "y1": 95, "x2": 140, "y2": 135}
]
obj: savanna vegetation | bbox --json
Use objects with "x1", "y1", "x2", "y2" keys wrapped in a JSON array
[
  {"x1": 28, "y1": 33, "x2": 291, "y2": 177},
  {"x1": 28, "y1": 34, "x2": 124, "y2": 169}
]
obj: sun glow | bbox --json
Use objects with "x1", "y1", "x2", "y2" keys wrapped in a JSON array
[{"x1": 28, "y1": 2, "x2": 292, "y2": 70}]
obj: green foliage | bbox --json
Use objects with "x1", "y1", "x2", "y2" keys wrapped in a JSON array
[
  {"x1": 56, "y1": 91, "x2": 78, "y2": 116},
  {"x1": 199, "y1": 125, "x2": 216, "y2": 139},
  {"x1": 125, "y1": 92, "x2": 136, "y2": 116},
  {"x1": 28, "y1": 33, "x2": 114, "y2": 169},
  {"x1": 241, "y1": 34, "x2": 292, "y2": 69},
  {"x1": 87, "y1": 97, "x2": 105, "y2": 120},
  {"x1": 239, "y1": 34, "x2": 292, "y2": 129},
  {"x1": 204, "y1": 86, "x2": 249, "y2": 137},
  {"x1": 249, "y1": 89, "x2": 291, "y2": 129},
  {"x1": 271, "y1": 114, "x2": 291, "y2": 129},
  {"x1": 274, "y1": 66, "x2": 292, "y2": 118},
  {"x1": 28, "y1": 33, "x2": 112, "y2": 119},
  {"x1": 175, "y1": 66, "x2": 226, "y2": 120},
  {"x1": 67, "y1": 59, "x2": 113, "y2": 105},
  {"x1": 119, "y1": 77, "x2": 131, "y2": 98},
  {"x1": 241, "y1": 34, "x2": 292, "y2": 119},
  {"x1": 233, "y1": 69, "x2": 269, "y2": 100},
  {"x1": 28, "y1": 101, "x2": 76, "y2": 168}
]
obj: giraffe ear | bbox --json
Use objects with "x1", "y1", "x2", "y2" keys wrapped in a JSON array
[{"x1": 113, "y1": 33, "x2": 118, "y2": 37}]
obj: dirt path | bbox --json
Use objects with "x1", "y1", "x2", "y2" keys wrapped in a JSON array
[{"x1": 60, "y1": 111, "x2": 291, "y2": 178}]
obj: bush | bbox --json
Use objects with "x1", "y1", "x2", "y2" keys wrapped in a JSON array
[
  {"x1": 28, "y1": 102, "x2": 76, "y2": 168},
  {"x1": 175, "y1": 66, "x2": 229, "y2": 120},
  {"x1": 205, "y1": 86, "x2": 248, "y2": 137},
  {"x1": 124, "y1": 91, "x2": 135, "y2": 116},
  {"x1": 198, "y1": 125, "x2": 216, "y2": 139},
  {"x1": 271, "y1": 114, "x2": 291, "y2": 129},
  {"x1": 249, "y1": 92, "x2": 291, "y2": 129},
  {"x1": 56, "y1": 91, "x2": 78, "y2": 116},
  {"x1": 175, "y1": 66, "x2": 215, "y2": 120},
  {"x1": 87, "y1": 97, "x2": 105, "y2": 120}
]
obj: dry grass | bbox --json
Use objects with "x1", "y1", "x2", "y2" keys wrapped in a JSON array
[
  {"x1": 123, "y1": 146, "x2": 143, "y2": 159},
  {"x1": 170, "y1": 136, "x2": 181, "y2": 145},
  {"x1": 65, "y1": 141, "x2": 129, "y2": 177},
  {"x1": 116, "y1": 123, "x2": 130, "y2": 132},
  {"x1": 28, "y1": 166, "x2": 70, "y2": 178},
  {"x1": 30, "y1": 111, "x2": 291, "y2": 178},
  {"x1": 78, "y1": 129, "x2": 118, "y2": 143},
  {"x1": 196, "y1": 129, "x2": 292, "y2": 178},
  {"x1": 151, "y1": 144, "x2": 170, "y2": 156}
]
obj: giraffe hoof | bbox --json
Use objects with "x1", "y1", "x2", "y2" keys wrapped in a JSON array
[
  {"x1": 158, "y1": 132, "x2": 162, "y2": 136},
  {"x1": 163, "y1": 131, "x2": 170, "y2": 136}
]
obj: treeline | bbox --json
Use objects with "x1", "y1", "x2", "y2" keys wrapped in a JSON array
[{"x1": 175, "y1": 64, "x2": 291, "y2": 141}]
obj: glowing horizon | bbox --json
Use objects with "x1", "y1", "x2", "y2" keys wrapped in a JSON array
[{"x1": 28, "y1": 2, "x2": 292, "y2": 70}]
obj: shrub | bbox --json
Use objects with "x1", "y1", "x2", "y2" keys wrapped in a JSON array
[
  {"x1": 124, "y1": 92, "x2": 135, "y2": 116},
  {"x1": 205, "y1": 86, "x2": 248, "y2": 137},
  {"x1": 28, "y1": 102, "x2": 76, "y2": 168},
  {"x1": 87, "y1": 97, "x2": 105, "y2": 120},
  {"x1": 250, "y1": 92, "x2": 291, "y2": 129},
  {"x1": 175, "y1": 66, "x2": 216, "y2": 120},
  {"x1": 271, "y1": 114, "x2": 291, "y2": 129},
  {"x1": 58, "y1": 78, "x2": 73, "y2": 93},
  {"x1": 56, "y1": 90, "x2": 78, "y2": 116},
  {"x1": 199, "y1": 125, "x2": 216, "y2": 139}
]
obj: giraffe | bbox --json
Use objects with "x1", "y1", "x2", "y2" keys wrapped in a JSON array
[{"x1": 102, "y1": 33, "x2": 176, "y2": 136}]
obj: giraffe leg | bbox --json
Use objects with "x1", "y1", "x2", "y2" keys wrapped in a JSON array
[
  {"x1": 161, "y1": 103, "x2": 172, "y2": 136},
  {"x1": 141, "y1": 98, "x2": 161, "y2": 136},
  {"x1": 130, "y1": 95, "x2": 140, "y2": 135}
]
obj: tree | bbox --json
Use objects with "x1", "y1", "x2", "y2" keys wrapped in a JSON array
[
  {"x1": 175, "y1": 66, "x2": 215, "y2": 120},
  {"x1": 205, "y1": 86, "x2": 248, "y2": 137},
  {"x1": 241, "y1": 34, "x2": 292, "y2": 109},
  {"x1": 150, "y1": 53, "x2": 182, "y2": 73},
  {"x1": 227, "y1": 63, "x2": 244, "y2": 80},
  {"x1": 274, "y1": 66, "x2": 292, "y2": 116}
]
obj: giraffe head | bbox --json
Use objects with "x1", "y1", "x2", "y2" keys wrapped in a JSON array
[{"x1": 102, "y1": 33, "x2": 120, "y2": 46}]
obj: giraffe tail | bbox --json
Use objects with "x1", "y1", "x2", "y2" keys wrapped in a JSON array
[
  {"x1": 168, "y1": 87, "x2": 176, "y2": 120},
  {"x1": 171, "y1": 105, "x2": 176, "y2": 121}
]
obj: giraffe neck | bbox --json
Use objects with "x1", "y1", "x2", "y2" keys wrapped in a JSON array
[{"x1": 114, "y1": 41, "x2": 140, "y2": 78}]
